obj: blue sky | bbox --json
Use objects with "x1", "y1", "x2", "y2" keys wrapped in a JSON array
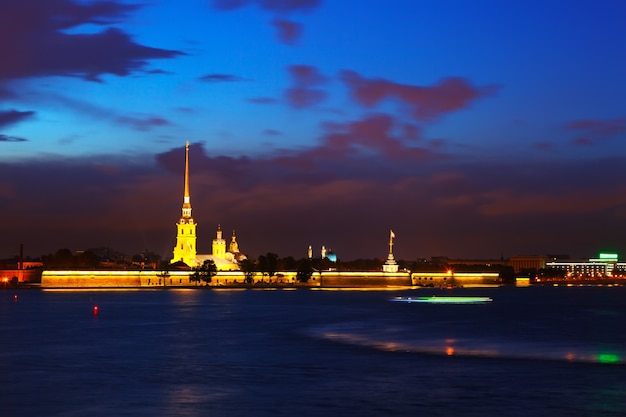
[{"x1": 1, "y1": 0, "x2": 626, "y2": 260}]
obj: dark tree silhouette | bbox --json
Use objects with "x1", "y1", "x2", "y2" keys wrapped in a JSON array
[
  {"x1": 296, "y1": 259, "x2": 314, "y2": 283},
  {"x1": 239, "y1": 258, "x2": 255, "y2": 284},
  {"x1": 191, "y1": 260, "x2": 217, "y2": 286},
  {"x1": 257, "y1": 252, "x2": 279, "y2": 282}
]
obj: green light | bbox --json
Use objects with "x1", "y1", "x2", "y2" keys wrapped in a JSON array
[
  {"x1": 392, "y1": 296, "x2": 492, "y2": 304},
  {"x1": 596, "y1": 353, "x2": 620, "y2": 364},
  {"x1": 599, "y1": 253, "x2": 618, "y2": 260}
]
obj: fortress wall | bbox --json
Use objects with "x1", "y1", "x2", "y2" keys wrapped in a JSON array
[
  {"x1": 41, "y1": 270, "x2": 500, "y2": 288},
  {"x1": 411, "y1": 272, "x2": 500, "y2": 286},
  {"x1": 320, "y1": 272, "x2": 412, "y2": 287},
  {"x1": 42, "y1": 270, "x2": 144, "y2": 288}
]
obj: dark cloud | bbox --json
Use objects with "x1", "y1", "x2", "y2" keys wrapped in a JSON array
[
  {"x1": 4, "y1": 142, "x2": 626, "y2": 260},
  {"x1": 211, "y1": 0, "x2": 321, "y2": 13},
  {"x1": 199, "y1": 74, "x2": 247, "y2": 82},
  {"x1": 340, "y1": 70, "x2": 500, "y2": 122},
  {"x1": 0, "y1": 0, "x2": 184, "y2": 82},
  {"x1": 272, "y1": 19, "x2": 302, "y2": 45},
  {"x1": 285, "y1": 65, "x2": 327, "y2": 108},
  {"x1": 0, "y1": 109, "x2": 35, "y2": 128},
  {"x1": 0, "y1": 134, "x2": 28, "y2": 142}
]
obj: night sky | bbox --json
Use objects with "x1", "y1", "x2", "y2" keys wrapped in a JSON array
[{"x1": 1, "y1": 0, "x2": 626, "y2": 261}]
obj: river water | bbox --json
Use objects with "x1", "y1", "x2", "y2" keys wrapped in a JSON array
[{"x1": 1, "y1": 286, "x2": 625, "y2": 416}]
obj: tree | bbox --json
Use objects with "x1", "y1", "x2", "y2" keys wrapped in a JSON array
[
  {"x1": 296, "y1": 259, "x2": 314, "y2": 283},
  {"x1": 257, "y1": 252, "x2": 279, "y2": 282},
  {"x1": 239, "y1": 258, "x2": 256, "y2": 284},
  {"x1": 191, "y1": 260, "x2": 217, "y2": 286}
]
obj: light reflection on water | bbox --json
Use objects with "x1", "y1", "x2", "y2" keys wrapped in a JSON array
[{"x1": 1, "y1": 286, "x2": 625, "y2": 416}]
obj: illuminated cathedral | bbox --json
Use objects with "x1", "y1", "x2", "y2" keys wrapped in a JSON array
[{"x1": 171, "y1": 142, "x2": 245, "y2": 270}]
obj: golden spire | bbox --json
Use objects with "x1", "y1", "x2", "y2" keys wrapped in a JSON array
[{"x1": 181, "y1": 141, "x2": 192, "y2": 219}]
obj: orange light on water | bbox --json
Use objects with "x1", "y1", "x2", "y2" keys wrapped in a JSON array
[{"x1": 446, "y1": 346, "x2": 455, "y2": 356}]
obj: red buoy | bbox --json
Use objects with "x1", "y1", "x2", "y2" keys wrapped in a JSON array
[
  {"x1": 93, "y1": 306, "x2": 99, "y2": 316},
  {"x1": 13, "y1": 294, "x2": 18, "y2": 302}
]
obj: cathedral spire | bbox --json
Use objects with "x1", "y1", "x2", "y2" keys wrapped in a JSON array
[
  {"x1": 172, "y1": 141, "x2": 197, "y2": 266},
  {"x1": 182, "y1": 141, "x2": 192, "y2": 219}
]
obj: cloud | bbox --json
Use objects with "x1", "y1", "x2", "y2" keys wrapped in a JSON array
[
  {"x1": 263, "y1": 129, "x2": 282, "y2": 136},
  {"x1": 565, "y1": 117, "x2": 626, "y2": 144},
  {"x1": 38, "y1": 93, "x2": 172, "y2": 131},
  {"x1": 0, "y1": 109, "x2": 35, "y2": 128},
  {"x1": 340, "y1": 70, "x2": 500, "y2": 122},
  {"x1": 248, "y1": 97, "x2": 278, "y2": 104},
  {"x1": 211, "y1": 0, "x2": 321, "y2": 13},
  {"x1": 285, "y1": 65, "x2": 328, "y2": 108},
  {"x1": 534, "y1": 142, "x2": 554, "y2": 151},
  {"x1": 210, "y1": 0, "x2": 321, "y2": 44},
  {"x1": 5, "y1": 141, "x2": 626, "y2": 261},
  {"x1": 0, "y1": 134, "x2": 28, "y2": 142},
  {"x1": 272, "y1": 19, "x2": 302, "y2": 45},
  {"x1": 0, "y1": 0, "x2": 184, "y2": 82},
  {"x1": 116, "y1": 116, "x2": 172, "y2": 131},
  {"x1": 198, "y1": 73, "x2": 247, "y2": 82},
  {"x1": 315, "y1": 113, "x2": 433, "y2": 160}
]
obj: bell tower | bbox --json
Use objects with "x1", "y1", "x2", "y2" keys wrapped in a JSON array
[
  {"x1": 172, "y1": 142, "x2": 197, "y2": 266},
  {"x1": 212, "y1": 224, "x2": 226, "y2": 258}
]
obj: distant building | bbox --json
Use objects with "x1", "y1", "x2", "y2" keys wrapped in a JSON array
[{"x1": 546, "y1": 253, "x2": 624, "y2": 277}]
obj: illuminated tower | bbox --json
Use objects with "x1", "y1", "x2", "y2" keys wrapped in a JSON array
[
  {"x1": 172, "y1": 142, "x2": 198, "y2": 266},
  {"x1": 212, "y1": 224, "x2": 227, "y2": 258},
  {"x1": 383, "y1": 229, "x2": 399, "y2": 272},
  {"x1": 229, "y1": 230, "x2": 239, "y2": 253}
]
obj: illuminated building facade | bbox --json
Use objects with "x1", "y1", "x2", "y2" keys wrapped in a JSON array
[
  {"x1": 171, "y1": 141, "x2": 198, "y2": 267},
  {"x1": 546, "y1": 253, "x2": 625, "y2": 277}
]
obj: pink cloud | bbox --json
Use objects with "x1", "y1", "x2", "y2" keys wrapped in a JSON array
[
  {"x1": 340, "y1": 70, "x2": 500, "y2": 122},
  {"x1": 272, "y1": 19, "x2": 302, "y2": 45},
  {"x1": 479, "y1": 187, "x2": 626, "y2": 216},
  {"x1": 212, "y1": 0, "x2": 321, "y2": 13},
  {"x1": 210, "y1": 1, "x2": 320, "y2": 44},
  {"x1": 565, "y1": 117, "x2": 626, "y2": 144},
  {"x1": 284, "y1": 65, "x2": 327, "y2": 108}
]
